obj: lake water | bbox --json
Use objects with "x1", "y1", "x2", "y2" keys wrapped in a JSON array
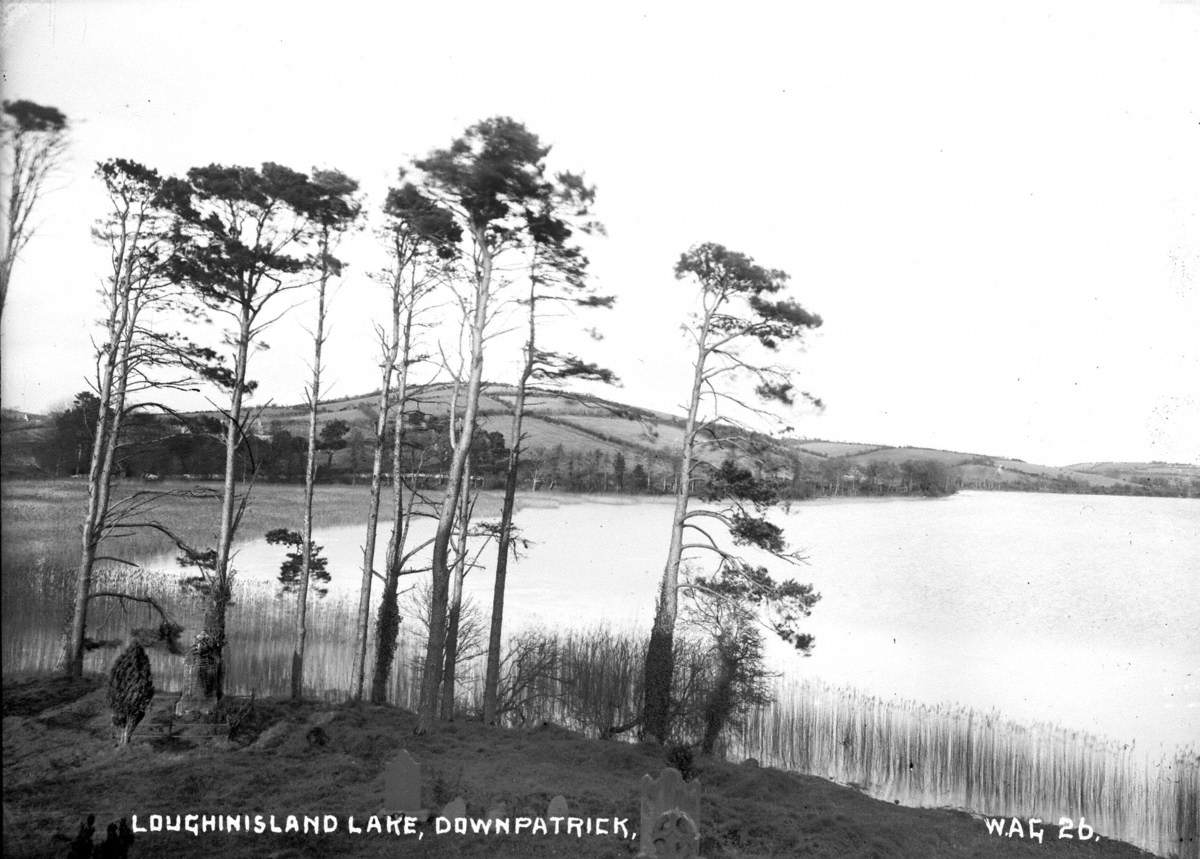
[
  {"x1": 174, "y1": 489, "x2": 1198, "y2": 750},
  {"x1": 5, "y1": 488, "x2": 1192, "y2": 855}
]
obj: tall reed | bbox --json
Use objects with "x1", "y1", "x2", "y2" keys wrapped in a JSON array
[
  {"x1": 2, "y1": 559, "x2": 1192, "y2": 858},
  {"x1": 733, "y1": 677, "x2": 1197, "y2": 859}
]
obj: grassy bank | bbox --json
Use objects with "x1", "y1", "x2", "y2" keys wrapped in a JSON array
[{"x1": 0, "y1": 674, "x2": 1163, "y2": 859}]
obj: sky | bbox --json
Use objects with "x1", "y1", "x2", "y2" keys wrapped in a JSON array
[{"x1": 1, "y1": 0, "x2": 1198, "y2": 466}]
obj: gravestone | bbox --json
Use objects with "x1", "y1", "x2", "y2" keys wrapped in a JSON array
[
  {"x1": 546, "y1": 794, "x2": 569, "y2": 821},
  {"x1": 638, "y1": 767, "x2": 701, "y2": 858},
  {"x1": 486, "y1": 801, "x2": 508, "y2": 821},
  {"x1": 383, "y1": 750, "x2": 426, "y2": 817},
  {"x1": 441, "y1": 797, "x2": 467, "y2": 822},
  {"x1": 175, "y1": 632, "x2": 222, "y2": 717}
]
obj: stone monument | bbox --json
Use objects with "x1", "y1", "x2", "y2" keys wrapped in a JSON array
[{"x1": 638, "y1": 767, "x2": 701, "y2": 858}]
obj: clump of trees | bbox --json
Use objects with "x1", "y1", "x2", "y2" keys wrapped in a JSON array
[
  {"x1": 406, "y1": 117, "x2": 553, "y2": 730},
  {"x1": 364, "y1": 179, "x2": 461, "y2": 705},
  {"x1": 159, "y1": 162, "x2": 343, "y2": 715},
  {"x1": 46, "y1": 118, "x2": 843, "y2": 754}
]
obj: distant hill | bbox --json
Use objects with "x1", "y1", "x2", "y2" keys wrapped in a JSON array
[
  {"x1": 242, "y1": 383, "x2": 693, "y2": 465},
  {"x1": 4, "y1": 385, "x2": 1198, "y2": 497},
  {"x1": 188, "y1": 383, "x2": 1200, "y2": 496},
  {"x1": 1067, "y1": 461, "x2": 1199, "y2": 483}
]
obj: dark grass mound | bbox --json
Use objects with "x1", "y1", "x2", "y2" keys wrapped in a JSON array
[
  {"x1": 2, "y1": 675, "x2": 1158, "y2": 859},
  {"x1": 2, "y1": 674, "x2": 104, "y2": 717}
]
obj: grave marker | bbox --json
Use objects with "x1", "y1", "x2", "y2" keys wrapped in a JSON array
[
  {"x1": 383, "y1": 750, "x2": 426, "y2": 817},
  {"x1": 638, "y1": 767, "x2": 701, "y2": 858},
  {"x1": 546, "y1": 794, "x2": 569, "y2": 821},
  {"x1": 441, "y1": 797, "x2": 467, "y2": 822}
]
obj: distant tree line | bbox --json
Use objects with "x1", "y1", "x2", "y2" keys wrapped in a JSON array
[
  {"x1": 10, "y1": 402, "x2": 954, "y2": 499},
  {"x1": 18, "y1": 396, "x2": 512, "y2": 485},
  {"x1": 19, "y1": 400, "x2": 1193, "y2": 499}
]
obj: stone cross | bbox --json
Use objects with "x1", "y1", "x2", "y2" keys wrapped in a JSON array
[
  {"x1": 383, "y1": 750, "x2": 425, "y2": 816},
  {"x1": 638, "y1": 767, "x2": 701, "y2": 858}
]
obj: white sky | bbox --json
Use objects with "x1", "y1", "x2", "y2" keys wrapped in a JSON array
[{"x1": 1, "y1": 0, "x2": 1197, "y2": 466}]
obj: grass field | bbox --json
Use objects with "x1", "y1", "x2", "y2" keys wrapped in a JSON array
[
  {"x1": 1069, "y1": 462, "x2": 1200, "y2": 481},
  {"x1": 552, "y1": 413, "x2": 681, "y2": 451},
  {"x1": 793, "y1": 441, "x2": 890, "y2": 458}
]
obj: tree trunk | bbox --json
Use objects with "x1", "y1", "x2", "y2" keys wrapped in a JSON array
[
  {"x1": 178, "y1": 306, "x2": 251, "y2": 716},
  {"x1": 370, "y1": 300, "x2": 415, "y2": 704},
  {"x1": 482, "y1": 292, "x2": 535, "y2": 724},
  {"x1": 417, "y1": 228, "x2": 491, "y2": 732},
  {"x1": 64, "y1": 222, "x2": 144, "y2": 676},
  {"x1": 440, "y1": 454, "x2": 471, "y2": 720},
  {"x1": 292, "y1": 238, "x2": 329, "y2": 701},
  {"x1": 65, "y1": 316, "x2": 120, "y2": 675},
  {"x1": 351, "y1": 332, "x2": 399, "y2": 701},
  {"x1": 642, "y1": 307, "x2": 711, "y2": 743}
]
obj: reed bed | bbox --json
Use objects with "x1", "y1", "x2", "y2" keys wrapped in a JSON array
[
  {"x1": 442, "y1": 634, "x2": 1196, "y2": 858},
  {"x1": 732, "y1": 678, "x2": 1197, "y2": 859},
  {"x1": 2, "y1": 556, "x2": 1193, "y2": 858}
]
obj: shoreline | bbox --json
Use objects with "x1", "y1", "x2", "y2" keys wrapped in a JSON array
[{"x1": 1, "y1": 673, "x2": 1173, "y2": 859}]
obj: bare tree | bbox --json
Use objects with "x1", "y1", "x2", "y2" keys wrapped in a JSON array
[
  {"x1": 61, "y1": 159, "x2": 219, "y2": 677},
  {"x1": 0, "y1": 99, "x2": 68, "y2": 320},
  {"x1": 437, "y1": 365, "x2": 502, "y2": 719},
  {"x1": 440, "y1": 449, "x2": 472, "y2": 720},
  {"x1": 352, "y1": 183, "x2": 459, "y2": 702},
  {"x1": 350, "y1": 295, "x2": 403, "y2": 702}
]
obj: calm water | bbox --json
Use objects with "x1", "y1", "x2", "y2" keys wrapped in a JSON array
[
  {"x1": 7, "y1": 491, "x2": 1198, "y2": 749},
  {"x1": 6, "y1": 489, "x2": 1194, "y2": 855},
  {"x1": 138, "y1": 489, "x2": 1199, "y2": 750}
]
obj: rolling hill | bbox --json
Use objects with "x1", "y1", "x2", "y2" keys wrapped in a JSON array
[{"x1": 3, "y1": 391, "x2": 1198, "y2": 497}]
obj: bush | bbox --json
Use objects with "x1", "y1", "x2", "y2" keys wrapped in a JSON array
[{"x1": 666, "y1": 743, "x2": 695, "y2": 780}]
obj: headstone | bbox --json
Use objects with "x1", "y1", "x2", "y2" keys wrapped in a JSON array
[
  {"x1": 485, "y1": 801, "x2": 508, "y2": 821},
  {"x1": 441, "y1": 797, "x2": 467, "y2": 822},
  {"x1": 637, "y1": 767, "x2": 701, "y2": 858},
  {"x1": 648, "y1": 811, "x2": 700, "y2": 858},
  {"x1": 546, "y1": 795, "x2": 569, "y2": 821},
  {"x1": 383, "y1": 750, "x2": 425, "y2": 816},
  {"x1": 175, "y1": 632, "x2": 222, "y2": 717}
]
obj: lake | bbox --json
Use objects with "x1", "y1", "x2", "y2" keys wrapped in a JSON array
[
  {"x1": 138, "y1": 488, "x2": 1200, "y2": 750},
  {"x1": 6, "y1": 487, "x2": 1196, "y2": 855}
]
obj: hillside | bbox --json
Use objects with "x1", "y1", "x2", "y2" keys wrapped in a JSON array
[
  {"x1": 1, "y1": 675, "x2": 1157, "y2": 859},
  {"x1": 244, "y1": 384, "x2": 701, "y2": 465},
  {"x1": 3, "y1": 391, "x2": 1197, "y2": 497},
  {"x1": 199, "y1": 384, "x2": 1200, "y2": 496}
]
